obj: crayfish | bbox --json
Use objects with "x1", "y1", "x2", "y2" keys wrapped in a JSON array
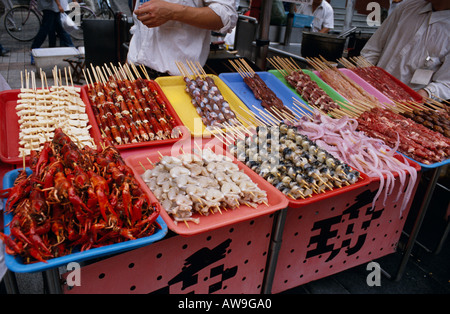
[{"x1": 0, "y1": 128, "x2": 160, "y2": 263}]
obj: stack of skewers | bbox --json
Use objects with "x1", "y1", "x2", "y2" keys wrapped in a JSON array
[
  {"x1": 229, "y1": 58, "x2": 295, "y2": 120},
  {"x1": 176, "y1": 60, "x2": 241, "y2": 129},
  {"x1": 16, "y1": 67, "x2": 94, "y2": 157},
  {"x1": 268, "y1": 56, "x2": 341, "y2": 113},
  {"x1": 84, "y1": 63, "x2": 181, "y2": 146}
]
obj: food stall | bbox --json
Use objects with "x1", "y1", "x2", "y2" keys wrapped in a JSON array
[{"x1": 0, "y1": 1, "x2": 449, "y2": 295}]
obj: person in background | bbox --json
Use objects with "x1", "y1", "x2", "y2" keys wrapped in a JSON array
[
  {"x1": 361, "y1": 0, "x2": 449, "y2": 100},
  {"x1": 31, "y1": 0, "x2": 75, "y2": 64},
  {"x1": 295, "y1": 0, "x2": 334, "y2": 33},
  {"x1": 128, "y1": 0, "x2": 237, "y2": 78}
]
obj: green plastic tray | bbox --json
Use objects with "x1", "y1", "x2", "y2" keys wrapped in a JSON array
[{"x1": 269, "y1": 69, "x2": 350, "y2": 111}]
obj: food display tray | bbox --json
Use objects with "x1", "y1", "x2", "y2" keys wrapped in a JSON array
[
  {"x1": 269, "y1": 69, "x2": 350, "y2": 110},
  {"x1": 399, "y1": 154, "x2": 449, "y2": 170},
  {"x1": 125, "y1": 139, "x2": 289, "y2": 236},
  {"x1": 313, "y1": 68, "x2": 395, "y2": 106},
  {"x1": 352, "y1": 66, "x2": 424, "y2": 103},
  {"x1": 219, "y1": 71, "x2": 313, "y2": 120},
  {"x1": 154, "y1": 75, "x2": 258, "y2": 137},
  {"x1": 282, "y1": 166, "x2": 371, "y2": 208},
  {"x1": 0, "y1": 89, "x2": 93, "y2": 164},
  {"x1": 1, "y1": 168, "x2": 168, "y2": 273},
  {"x1": 81, "y1": 80, "x2": 190, "y2": 151}
]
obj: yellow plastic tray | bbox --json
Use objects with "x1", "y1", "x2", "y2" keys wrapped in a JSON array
[{"x1": 155, "y1": 75, "x2": 258, "y2": 137}]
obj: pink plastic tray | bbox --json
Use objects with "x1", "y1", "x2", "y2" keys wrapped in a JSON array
[
  {"x1": 314, "y1": 68, "x2": 394, "y2": 106},
  {"x1": 0, "y1": 89, "x2": 97, "y2": 164},
  {"x1": 125, "y1": 139, "x2": 289, "y2": 236},
  {"x1": 81, "y1": 80, "x2": 190, "y2": 151}
]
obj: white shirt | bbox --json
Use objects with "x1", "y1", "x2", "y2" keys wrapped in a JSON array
[
  {"x1": 361, "y1": 0, "x2": 450, "y2": 100},
  {"x1": 295, "y1": 0, "x2": 334, "y2": 32},
  {"x1": 127, "y1": 0, "x2": 237, "y2": 75}
]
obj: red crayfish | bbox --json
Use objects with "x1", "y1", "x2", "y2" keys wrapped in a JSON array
[{"x1": 0, "y1": 128, "x2": 160, "y2": 263}]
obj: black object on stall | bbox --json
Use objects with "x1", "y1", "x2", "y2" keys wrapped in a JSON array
[
  {"x1": 301, "y1": 31, "x2": 346, "y2": 61},
  {"x1": 83, "y1": 18, "x2": 118, "y2": 67}
]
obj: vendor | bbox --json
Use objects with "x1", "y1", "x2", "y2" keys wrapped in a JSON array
[
  {"x1": 127, "y1": 0, "x2": 237, "y2": 78},
  {"x1": 360, "y1": 0, "x2": 450, "y2": 100},
  {"x1": 295, "y1": 0, "x2": 334, "y2": 33}
]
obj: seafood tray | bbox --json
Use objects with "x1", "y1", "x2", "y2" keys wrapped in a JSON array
[
  {"x1": 270, "y1": 161, "x2": 421, "y2": 293},
  {"x1": 1, "y1": 168, "x2": 168, "y2": 273},
  {"x1": 0, "y1": 88, "x2": 99, "y2": 165},
  {"x1": 81, "y1": 80, "x2": 190, "y2": 151},
  {"x1": 125, "y1": 140, "x2": 289, "y2": 236},
  {"x1": 154, "y1": 75, "x2": 258, "y2": 137},
  {"x1": 269, "y1": 69, "x2": 350, "y2": 109},
  {"x1": 218, "y1": 71, "x2": 313, "y2": 120},
  {"x1": 313, "y1": 68, "x2": 395, "y2": 106},
  {"x1": 277, "y1": 168, "x2": 370, "y2": 208}
]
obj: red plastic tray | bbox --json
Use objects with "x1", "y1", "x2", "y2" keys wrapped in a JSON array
[
  {"x1": 0, "y1": 88, "x2": 98, "y2": 165},
  {"x1": 283, "y1": 167, "x2": 371, "y2": 209},
  {"x1": 125, "y1": 139, "x2": 289, "y2": 236},
  {"x1": 354, "y1": 66, "x2": 423, "y2": 103},
  {"x1": 81, "y1": 80, "x2": 190, "y2": 151}
]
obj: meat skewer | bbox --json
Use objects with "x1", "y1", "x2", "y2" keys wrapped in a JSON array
[
  {"x1": 230, "y1": 58, "x2": 294, "y2": 120},
  {"x1": 307, "y1": 57, "x2": 381, "y2": 107},
  {"x1": 84, "y1": 63, "x2": 180, "y2": 145},
  {"x1": 268, "y1": 56, "x2": 341, "y2": 113}
]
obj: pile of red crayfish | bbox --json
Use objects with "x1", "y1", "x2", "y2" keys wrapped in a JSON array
[{"x1": 0, "y1": 128, "x2": 160, "y2": 264}]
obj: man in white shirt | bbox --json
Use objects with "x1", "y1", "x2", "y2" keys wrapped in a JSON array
[
  {"x1": 127, "y1": 0, "x2": 237, "y2": 77},
  {"x1": 296, "y1": 0, "x2": 334, "y2": 33},
  {"x1": 361, "y1": 0, "x2": 449, "y2": 100}
]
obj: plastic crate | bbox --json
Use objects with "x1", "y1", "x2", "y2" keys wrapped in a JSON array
[
  {"x1": 270, "y1": 159, "x2": 421, "y2": 293},
  {"x1": 61, "y1": 213, "x2": 275, "y2": 294},
  {"x1": 31, "y1": 47, "x2": 82, "y2": 69},
  {"x1": 291, "y1": 13, "x2": 314, "y2": 28}
]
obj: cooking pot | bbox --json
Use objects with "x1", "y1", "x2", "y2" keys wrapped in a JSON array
[{"x1": 301, "y1": 31, "x2": 346, "y2": 61}]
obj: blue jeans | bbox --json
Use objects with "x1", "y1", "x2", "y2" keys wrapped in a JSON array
[{"x1": 31, "y1": 10, "x2": 74, "y2": 49}]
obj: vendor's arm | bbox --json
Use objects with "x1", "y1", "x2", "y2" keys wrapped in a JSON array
[
  {"x1": 54, "y1": 0, "x2": 64, "y2": 12},
  {"x1": 319, "y1": 4, "x2": 334, "y2": 34},
  {"x1": 135, "y1": 0, "x2": 236, "y2": 32},
  {"x1": 421, "y1": 53, "x2": 450, "y2": 100}
]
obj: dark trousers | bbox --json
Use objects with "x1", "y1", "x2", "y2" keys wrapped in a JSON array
[{"x1": 31, "y1": 10, "x2": 74, "y2": 49}]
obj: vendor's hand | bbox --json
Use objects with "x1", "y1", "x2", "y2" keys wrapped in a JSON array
[
  {"x1": 58, "y1": 5, "x2": 65, "y2": 12},
  {"x1": 134, "y1": 0, "x2": 177, "y2": 28},
  {"x1": 417, "y1": 89, "x2": 429, "y2": 99}
]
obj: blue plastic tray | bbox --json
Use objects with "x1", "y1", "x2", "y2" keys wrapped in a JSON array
[
  {"x1": 398, "y1": 154, "x2": 449, "y2": 170},
  {"x1": 219, "y1": 71, "x2": 313, "y2": 122},
  {"x1": 2, "y1": 168, "x2": 168, "y2": 273}
]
